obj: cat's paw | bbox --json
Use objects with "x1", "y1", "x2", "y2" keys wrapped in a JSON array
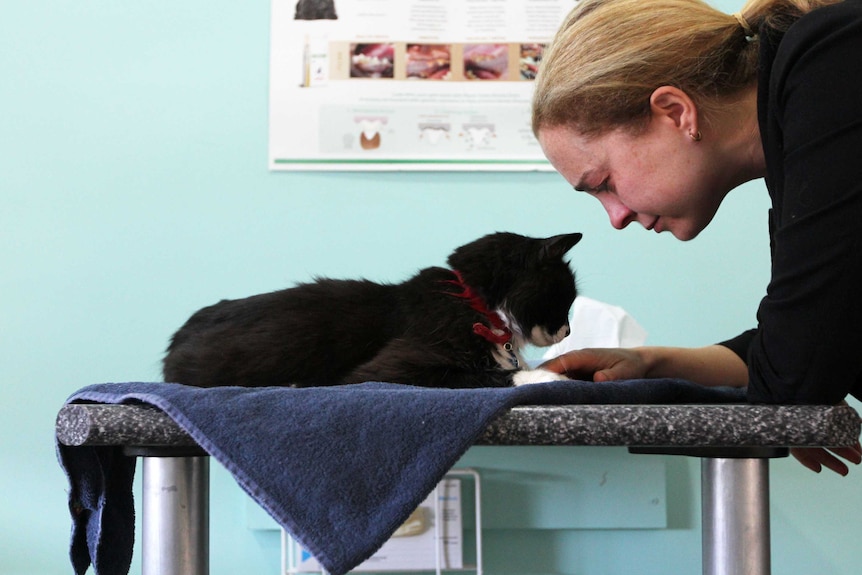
[{"x1": 512, "y1": 368, "x2": 569, "y2": 387}]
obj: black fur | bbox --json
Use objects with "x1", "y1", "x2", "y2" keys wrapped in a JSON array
[{"x1": 163, "y1": 232, "x2": 581, "y2": 389}]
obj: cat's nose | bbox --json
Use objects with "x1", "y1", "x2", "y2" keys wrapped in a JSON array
[{"x1": 553, "y1": 324, "x2": 571, "y2": 343}]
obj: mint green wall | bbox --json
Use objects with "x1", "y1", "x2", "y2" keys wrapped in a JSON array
[{"x1": 2, "y1": 2, "x2": 860, "y2": 574}]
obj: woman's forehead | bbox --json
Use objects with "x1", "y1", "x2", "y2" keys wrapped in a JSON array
[{"x1": 538, "y1": 125, "x2": 608, "y2": 180}]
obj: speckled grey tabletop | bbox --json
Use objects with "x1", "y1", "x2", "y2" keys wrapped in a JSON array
[{"x1": 56, "y1": 402, "x2": 861, "y2": 450}]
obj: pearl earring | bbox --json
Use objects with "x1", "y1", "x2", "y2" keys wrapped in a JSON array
[{"x1": 689, "y1": 130, "x2": 703, "y2": 142}]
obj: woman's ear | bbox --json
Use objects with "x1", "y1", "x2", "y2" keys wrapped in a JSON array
[{"x1": 649, "y1": 86, "x2": 699, "y2": 136}]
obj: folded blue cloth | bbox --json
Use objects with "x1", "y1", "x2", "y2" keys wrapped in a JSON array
[{"x1": 57, "y1": 379, "x2": 744, "y2": 575}]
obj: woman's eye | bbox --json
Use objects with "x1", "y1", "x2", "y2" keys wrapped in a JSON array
[
  {"x1": 573, "y1": 178, "x2": 610, "y2": 195},
  {"x1": 592, "y1": 178, "x2": 610, "y2": 193}
]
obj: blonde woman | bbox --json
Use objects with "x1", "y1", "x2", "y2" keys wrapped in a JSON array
[{"x1": 535, "y1": 0, "x2": 862, "y2": 474}]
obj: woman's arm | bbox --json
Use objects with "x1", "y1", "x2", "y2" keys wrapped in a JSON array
[
  {"x1": 540, "y1": 344, "x2": 748, "y2": 387},
  {"x1": 541, "y1": 346, "x2": 861, "y2": 475},
  {"x1": 749, "y1": 4, "x2": 862, "y2": 404}
]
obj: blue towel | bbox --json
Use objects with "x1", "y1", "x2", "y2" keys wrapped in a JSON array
[{"x1": 57, "y1": 379, "x2": 744, "y2": 575}]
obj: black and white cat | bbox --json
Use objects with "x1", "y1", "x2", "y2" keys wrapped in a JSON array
[{"x1": 163, "y1": 232, "x2": 582, "y2": 389}]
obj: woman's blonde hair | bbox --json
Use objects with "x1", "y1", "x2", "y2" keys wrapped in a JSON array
[{"x1": 531, "y1": 0, "x2": 840, "y2": 137}]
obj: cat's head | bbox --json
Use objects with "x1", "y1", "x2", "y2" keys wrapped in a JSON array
[{"x1": 447, "y1": 232, "x2": 582, "y2": 347}]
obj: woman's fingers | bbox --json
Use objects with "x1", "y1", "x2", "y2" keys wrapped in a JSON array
[
  {"x1": 539, "y1": 348, "x2": 647, "y2": 381},
  {"x1": 790, "y1": 445, "x2": 862, "y2": 476}
]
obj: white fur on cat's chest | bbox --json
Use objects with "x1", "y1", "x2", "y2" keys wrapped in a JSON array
[
  {"x1": 512, "y1": 367, "x2": 569, "y2": 386},
  {"x1": 489, "y1": 341, "x2": 568, "y2": 386},
  {"x1": 491, "y1": 309, "x2": 569, "y2": 386}
]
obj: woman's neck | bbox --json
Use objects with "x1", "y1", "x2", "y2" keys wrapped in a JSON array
[{"x1": 713, "y1": 84, "x2": 766, "y2": 186}]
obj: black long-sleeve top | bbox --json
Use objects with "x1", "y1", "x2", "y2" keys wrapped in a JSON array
[{"x1": 720, "y1": 0, "x2": 862, "y2": 404}]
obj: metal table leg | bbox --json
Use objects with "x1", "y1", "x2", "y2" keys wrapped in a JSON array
[
  {"x1": 630, "y1": 446, "x2": 787, "y2": 575},
  {"x1": 701, "y1": 457, "x2": 771, "y2": 575},
  {"x1": 141, "y1": 455, "x2": 210, "y2": 575}
]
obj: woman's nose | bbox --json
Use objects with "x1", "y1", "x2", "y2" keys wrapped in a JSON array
[{"x1": 600, "y1": 196, "x2": 637, "y2": 229}]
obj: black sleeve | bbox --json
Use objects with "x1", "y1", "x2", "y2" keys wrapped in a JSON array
[
  {"x1": 747, "y1": 2, "x2": 862, "y2": 404},
  {"x1": 718, "y1": 329, "x2": 756, "y2": 365}
]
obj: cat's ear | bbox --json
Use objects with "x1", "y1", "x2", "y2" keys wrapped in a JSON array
[{"x1": 541, "y1": 233, "x2": 582, "y2": 260}]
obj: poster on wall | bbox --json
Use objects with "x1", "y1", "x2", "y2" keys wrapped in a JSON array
[{"x1": 268, "y1": 0, "x2": 574, "y2": 171}]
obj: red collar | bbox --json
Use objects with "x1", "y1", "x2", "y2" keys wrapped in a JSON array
[{"x1": 443, "y1": 270, "x2": 512, "y2": 345}]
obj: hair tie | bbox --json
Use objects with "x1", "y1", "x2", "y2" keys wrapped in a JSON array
[{"x1": 732, "y1": 12, "x2": 756, "y2": 40}]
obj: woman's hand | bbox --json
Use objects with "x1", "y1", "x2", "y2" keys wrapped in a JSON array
[
  {"x1": 791, "y1": 400, "x2": 862, "y2": 475},
  {"x1": 791, "y1": 443, "x2": 862, "y2": 476},
  {"x1": 539, "y1": 348, "x2": 648, "y2": 382},
  {"x1": 791, "y1": 401, "x2": 862, "y2": 475}
]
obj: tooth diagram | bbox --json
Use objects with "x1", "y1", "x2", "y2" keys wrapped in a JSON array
[
  {"x1": 355, "y1": 116, "x2": 387, "y2": 150},
  {"x1": 418, "y1": 124, "x2": 450, "y2": 145},
  {"x1": 461, "y1": 123, "x2": 496, "y2": 148}
]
